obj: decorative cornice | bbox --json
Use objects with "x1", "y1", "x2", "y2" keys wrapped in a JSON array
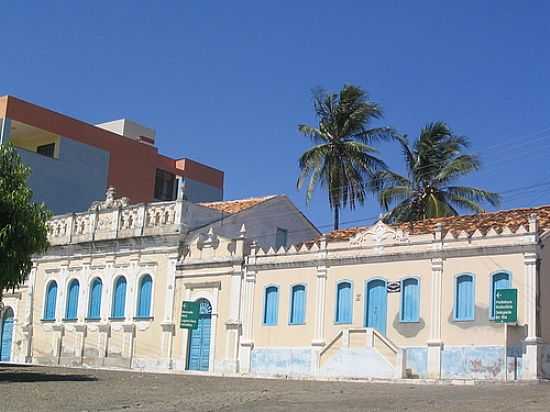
[
  {"x1": 184, "y1": 280, "x2": 222, "y2": 290},
  {"x1": 248, "y1": 243, "x2": 538, "y2": 271}
]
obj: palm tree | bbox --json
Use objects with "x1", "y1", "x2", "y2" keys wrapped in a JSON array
[
  {"x1": 372, "y1": 121, "x2": 500, "y2": 223},
  {"x1": 297, "y1": 85, "x2": 395, "y2": 230}
]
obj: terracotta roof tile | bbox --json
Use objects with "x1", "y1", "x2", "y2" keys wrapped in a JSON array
[
  {"x1": 198, "y1": 195, "x2": 277, "y2": 214},
  {"x1": 325, "y1": 205, "x2": 550, "y2": 241}
]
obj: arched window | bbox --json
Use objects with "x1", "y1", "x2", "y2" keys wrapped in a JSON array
[
  {"x1": 263, "y1": 286, "x2": 279, "y2": 325},
  {"x1": 455, "y1": 274, "x2": 474, "y2": 321},
  {"x1": 491, "y1": 272, "x2": 511, "y2": 319},
  {"x1": 88, "y1": 278, "x2": 102, "y2": 320},
  {"x1": 289, "y1": 285, "x2": 306, "y2": 325},
  {"x1": 111, "y1": 276, "x2": 127, "y2": 319},
  {"x1": 65, "y1": 279, "x2": 80, "y2": 320},
  {"x1": 400, "y1": 278, "x2": 420, "y2": 322},
  {"x1": 136, "y1": 275, "x2": 153, "y2": 318},
  {"x1": 43, "y1": 281, "x2": 58, "y2": 321},
  {"x1": 336, "y1": 281, "x2": 352, "y2": 324}
]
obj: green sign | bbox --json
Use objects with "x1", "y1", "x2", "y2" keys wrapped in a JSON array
[
  {"x1": 180, "y1": 301, "x2": 200, "y2": 329},
  {"x1": 495, "y1": 289, "x2": 517, "y2": 323}
]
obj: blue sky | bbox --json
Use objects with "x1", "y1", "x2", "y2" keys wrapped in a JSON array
[{"x1": 2, "y1": 1, "x2": 550, "y2": 230}]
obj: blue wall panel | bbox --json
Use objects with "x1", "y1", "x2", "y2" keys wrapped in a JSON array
[
  {"x1": 405, "y1": 347, "x2": 428, "y2": 378},
  {"x1": 251, "y1": 348, "x2": 312, "y2": 377}
]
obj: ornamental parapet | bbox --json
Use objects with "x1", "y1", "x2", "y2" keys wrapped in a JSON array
[{"x1": 47, "y1": 187, "x2": 186, "y2": 246}]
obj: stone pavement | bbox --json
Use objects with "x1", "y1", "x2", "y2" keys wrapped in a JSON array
[{"x1": 0, "y1": 364, "x2": 548, "y2": 412}]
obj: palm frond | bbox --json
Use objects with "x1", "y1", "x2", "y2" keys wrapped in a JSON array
[{"x1": 445, "y1": 186, "x2": 501, "y2": 207}]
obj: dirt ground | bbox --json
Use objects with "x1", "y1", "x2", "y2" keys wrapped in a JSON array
[{"x1": 0, "y1": 364, "x2": 549, "y2": 412}]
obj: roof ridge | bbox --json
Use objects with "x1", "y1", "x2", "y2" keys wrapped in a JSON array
[
  {"x1": 199, "y1": 194, "x2": 279, "y2": 205},
  {"x1": 324, "y1": 203, "x2": 550, "y2": 240}
]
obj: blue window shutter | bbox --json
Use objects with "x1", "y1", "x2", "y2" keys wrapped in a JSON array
[
  {"x1": 1, "y1": 308, "x2": 14, "y2": 361},
  {"x1": 491, "y1": 272, "x2": 510, "y2": 318},
  {"x1": 65, "y1": 280, "x2": 80, "y2": 320},
  {"x1": 264, "y1": 286, "x2": 278, "y2": 325},
  {"x1": 336, "y1": 282, "x2": 352, "y2": 323},
  {"x1": 44, "y1": 281, "x2": 58, "y2": 320},
  {"x1": 290, "y1": 285, "x2": 305, "y2": 324},
  {"x1": 112, "y1": 277, "x2": 127, "y2": 318},
  {"x1": 88, "y1": 279, "x2": 102, "y2": 319},
  {"x1": 137, "y1": 275, "x2": 153, "y2": 318},
  {"x1": 401, "y1": 278, "x2": 419, "y2": 322},
  {"x1": 455, "y1": 275, "x2": 474, "y2": 320}
]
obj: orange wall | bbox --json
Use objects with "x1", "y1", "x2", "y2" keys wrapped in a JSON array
[{"x1": 4, "y1": 96, "x2": 223, "y2": 203}]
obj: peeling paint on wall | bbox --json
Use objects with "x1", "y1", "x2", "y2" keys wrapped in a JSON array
[
  {"x1": 441, "y1": 346, "x2": 506, "y2": 380},
  {"x1": 319, "y1": 347, "x2": 394, "y2": 379},
  {"x1": 251, "y1": 348, "x2": 312, "y2": 377}
]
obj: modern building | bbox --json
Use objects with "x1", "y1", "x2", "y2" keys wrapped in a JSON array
[
  {"x1": 0, "y1": 96, "x2": 224, "y2": 214},
  {"x1": 2, "y1": 190, "x2": 550, "y2": 382}
]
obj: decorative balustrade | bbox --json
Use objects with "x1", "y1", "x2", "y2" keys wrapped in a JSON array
[{"x1": 47, "y1": 188, "x2": 185, "y2": 246}]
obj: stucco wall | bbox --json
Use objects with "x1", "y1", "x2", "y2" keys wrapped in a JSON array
[
  {"x1": 16, "y1": 137, "x2": 109, "y2": 214},
  {"x1": 203, "y1": 197, "x2": 319, "y2": 250},
  {"x1": 442, "y1": 254, "x2": 525, "y2": 345},
  {"x1": 30, "y1": 252, "x2": 172, "y2": 368},
  {"x1": 253, "y1": 267, "x2": 317, "y2": 347},
  {"x1": 172, "y1": 274, "x2": 232, "y2": 372}
]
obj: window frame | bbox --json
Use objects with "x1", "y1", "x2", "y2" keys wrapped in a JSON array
[
  {"x1": 135, "y1": 274, "x2": 154, "y2": 320},
  {"x1": 335, "y1": 280, "x2": 353, "y2": 325},
  {"x1": 262, "y1": 285, "x2": 279, "y2": 326},
  {"x1": 64, "y1": 278, "x2": 80, "y2": 321},
  {"x1": 288, "y1": 283, "x2": 307, "y2": 325},
  {"x1": 43, "y1": 280, "x2": 58, "y2": 321},
  {"x1": 154, "y1": 168, "x2": 176, "y2": 201},
  {"x1": 453, "y1": 273, "x2": 476, "y2": 322},
  {"x1": 399, "y1": 276, "x2": 421, "y2": 323},
  {"x1": 87, "y1": 277, "x2": 103, "y2": 321},
  {"x1": 110, "y1": 275, "x2": 127, "y2": 320}
]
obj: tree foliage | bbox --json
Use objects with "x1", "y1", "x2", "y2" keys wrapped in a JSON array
[
  {"x1": 297, "y1": 85, "x2": 395, "y2": 230},
  {"x1": 0, "y1": 143, "x2": 50, "y2": 299},
  {"x1": 371, "y1": 122, "x2": 500, "y2": 223}
]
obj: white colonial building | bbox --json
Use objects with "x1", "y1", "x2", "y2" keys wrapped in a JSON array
[{"x1": 2, "y1": 189, "x2": 550, "y2": 381}]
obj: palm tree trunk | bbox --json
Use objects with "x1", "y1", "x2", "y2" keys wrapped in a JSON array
[{"x1": 333, "y1": 205, "x2": 340, "y2": 231}]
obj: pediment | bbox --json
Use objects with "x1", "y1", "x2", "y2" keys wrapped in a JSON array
[
  {"x1": 182, "y1": 227, "x2": 236, "y2": 261},
  {"x1": 349, "y1": 220, "x2": 408, "y2": 247}
]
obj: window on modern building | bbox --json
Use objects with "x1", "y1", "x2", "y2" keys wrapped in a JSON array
[
  {"x1": 263, "y1": 286, "x2": 279, "y2": 325},
  {"x1": 136, "y1": 275, "x2": 153, "y2": 318},
  {"x1": 111, "y1": 276, "x2": 127, "y2": 319},
  {"x1": 400, "y1": 278, "x2": 419, "y2": 322},
  {"x1": 289, "y1": 285, "x2": 306, "y2": 324},
  {"x1": 65, "y1": 279, "x2": 80, "y2": 320},
  {"x1": 36, "y1": 143, "x2": 55, "y2": 158},
  {"x1": 275, "y1": 228, "x2": 288, "y2": 250},
  {"x1": 455, "y1": 274, "x2": 475, "y2": 321},
  {"x1": 43, "y1": 281, "x2": 58, "y2": 321},
  {"x1": 491, "y1": 272, "x2": 511, "y2": 319},
  {"x1": 88, "y1": 278, "x2": 102, "y2": 320},
  {"x1": 154, "y1": 169, "x2": 176, "y2": 201},
  {"x1": 336, "y1": 281, "x2": 352, "y2": 323}
]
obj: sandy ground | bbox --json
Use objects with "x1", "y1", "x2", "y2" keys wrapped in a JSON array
[{"x1": 0, "y1": 364, "x2": 549, "y2": 412}]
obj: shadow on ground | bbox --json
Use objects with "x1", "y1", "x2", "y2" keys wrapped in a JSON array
[{"x1": 0, "y1": 364, "x2": 97, "y2": 383}]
